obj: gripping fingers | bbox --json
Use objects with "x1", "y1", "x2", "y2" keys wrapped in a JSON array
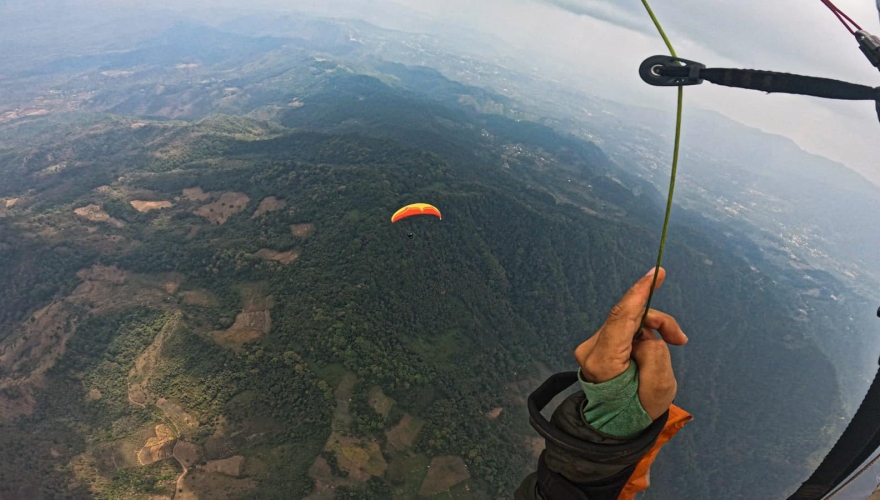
[
  {"x1": 642, "y1": 309, "x2": 688, "y2": 345},
  {"x1": 632, "y1": 338, "x2": 678, "y2": 419}
]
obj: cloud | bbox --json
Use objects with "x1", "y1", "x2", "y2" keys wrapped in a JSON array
[
  {"x1": 532, "y1": 0, "x2": 880, "y2": 77},
  {"x1": 539, "y1": 0, "x2": 653, "y2": 34}
]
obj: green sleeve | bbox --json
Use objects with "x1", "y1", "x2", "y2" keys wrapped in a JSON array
[{"x1": 579, "y1": 361, "x2": 653, "y2": 439}]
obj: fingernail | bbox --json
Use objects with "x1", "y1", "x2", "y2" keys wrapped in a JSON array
[{"x1": 645, "y1": 267, "x2": 657, "y2": 277}]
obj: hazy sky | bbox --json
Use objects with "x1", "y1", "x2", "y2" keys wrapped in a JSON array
[
  {"x1": 377, "y1": 0, "x2": 880, "y2": 186},
  {"x1": 10, "y1": 0, "x2": 880, "y2": 185}
]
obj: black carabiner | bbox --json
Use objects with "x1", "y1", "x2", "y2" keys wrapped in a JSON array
[{"x1": 639, "y1": 55, "x2": 706, "y2": 86}]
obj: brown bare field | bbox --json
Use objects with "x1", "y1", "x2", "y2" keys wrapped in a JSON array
[
  {"x1": 332, "y1": 373, "x2": 357, "y2": 432},
  {"x1": 231, "y1": 309, "x2": 272, "y2": 331},
  {"x1": 306, "y1": 456, "x2": 358, "y2": 500},
  {"x1": 195, "y1": 191, "x2": 250, "y2": 224},
  {"x1": 385, "y1": 414, "x2": 424, "y2": 452},
  {"x1": 182, "y1": 187, "x2": 210, "y2": 201},
  {"x1": 156, "y1": 397, "x2": 199, "y2": 435},
  {"x1": 202, "y1": 455, "x2": 244, "y2": 476},
  {"x1": 73, "y1": 204, "x2": 105, "y2": 220},
  {"x1": 206, "y1": 285, "x2": 274, "y2": 348},
  {"x1": 69, "y1": 269, "x2": 173, "y2": 315},
  {"x1": 77, "y1": 265, "x2": 127, "y2": 284},
  {"x1": 137, "y1": 424, "x2": 176, "y2": 465},
  {"x1": 130, "y1": 200, "x2": 173, "y2": 212},
  {"x1": 0, "y1": 108, "x2": 49, "y2": 123},
  {"x1": 209, "y1": 310, "x2": 271, "y2": 349},
  {"x1": 175, "y1": 469, "x2": 257, "y2": 500},
  {"x1": 485, "y1": 407, "x2": 503, "y2": 420},
  {"x1": 5, "y1": 197, "x2": 19, "y2": 208},
  {"x1": 162, "y1": 276, "x2": 181, "y2": 295},
  {"x1": 325, "y1": 433, "x2": 387, "y2": 480},
  {"x1": 173, "y1": 441, "x2": 202, "y2": 470},
  {"x1": 86, "y1": 388, "x2": 102, "y2": 401},
  {"x1": 303, "y1": 476, "x2": 336, "y2": 500},
  {"x1": 419, "y1": 456, "x2": 470, "y2": 497},
  {"x1": 254, "y1": 248, "x2": 299, "y2": 264},
  {"x1": 180, "y1": 289, "x2": 215, "y2": 307},
  {"x1": 253, "y1": 196, "x2": 286, "y2": 217},
  {"x1": 102, "y1": 431, "x2": 152, "y2": 469},
  {"x1": 0, "y1": 384, "x2": 38, "y2": 420},
  {"x1": 36, "y1": 162, "x2": 68, "y2": 177},
  {"x1": 367, "y1": 386, "x2": 394, "y2": 418},
  {"x1": 73, "y1": 204, "x2": 125, "y2": 227},
  {"x1": 290, "y1": 223, "x2": 315, "y2": 238}
]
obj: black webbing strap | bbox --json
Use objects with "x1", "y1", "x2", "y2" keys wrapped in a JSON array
[
  {"x1": 536, "y1": 450, "x2": 639, "y2": 500},
  {"x1": 656, "y1": 65, "x2": 880, "y2": 101},
  {"x1": 786, "y1": 362, "x2": 880, "y2": 499}
]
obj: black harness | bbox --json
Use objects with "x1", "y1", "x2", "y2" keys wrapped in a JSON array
[{"x1": 527, "y1": 371, "x2": 669, "y2": 500}]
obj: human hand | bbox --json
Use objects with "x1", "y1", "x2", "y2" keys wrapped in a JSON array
[{"x1": 574, "y1": 267, "x2": 688, "y2": 420}]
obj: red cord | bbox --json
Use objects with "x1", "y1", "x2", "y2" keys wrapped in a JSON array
[{"x1": 819, "y1": 0, "x2": 862, "y2": 34}]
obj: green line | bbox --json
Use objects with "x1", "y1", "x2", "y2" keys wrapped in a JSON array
[
  {"x1": 641, "y1": 0, "x2": 678, "y2": 58},
  {"x1": 638, "y1": 0, "x2": 683, "y2": 333}
]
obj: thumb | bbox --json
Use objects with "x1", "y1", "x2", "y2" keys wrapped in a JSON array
[{"x1": 607, "y1": 267, "x2": 666, "y2": 325}]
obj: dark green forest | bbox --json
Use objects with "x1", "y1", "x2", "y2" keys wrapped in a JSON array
[{"x1": 0, "y1": 22, "x2": 862, "y2": 500}]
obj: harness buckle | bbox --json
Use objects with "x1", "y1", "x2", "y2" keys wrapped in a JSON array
[{"x1": 856, "y1": 30, "x2": 880, "y2": 71}]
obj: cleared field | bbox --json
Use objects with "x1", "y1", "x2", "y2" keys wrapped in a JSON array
[
  {"x1": 195, "y1": 192, "x2": 250, "y2": 224},
  {"x1": 130, "y1": 200, "x2": 173, "y2": 212},
  {"x1": 253, "y1": 196, "x2": 286, "y2": 217},
  {"x1": 290, "y1": 223, "x2": 314, "y2": 237},
  {"x1": 182, "y1": 187, "x2": 210, "y2": 201},
  {"x1": 419, "y1": 456, "x2": 470, "y2": 497},
  {"x1": 255, "y1": 248, "x2": 299, "y2": 264}
]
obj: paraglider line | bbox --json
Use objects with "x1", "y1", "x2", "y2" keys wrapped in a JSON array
[
  {"x1": 819, "y1": 0, "x2": 862, "y2": 34},
  {"x1": 638, "y1": 0, "x2": 684, "y2": 335},
  {"x1": 640, "y1": 0, "x2": 678, "y2": 58}
]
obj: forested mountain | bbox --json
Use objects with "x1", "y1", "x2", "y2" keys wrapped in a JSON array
[{"x1": 0, "y1": 18, "x2": 871, "y2": 500}]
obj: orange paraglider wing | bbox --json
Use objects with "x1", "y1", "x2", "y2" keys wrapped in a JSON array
[{"x1": 391, "y1": 203, "x2": 442, "y2": 223}]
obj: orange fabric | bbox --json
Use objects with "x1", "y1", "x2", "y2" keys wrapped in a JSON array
[
  {"x1": 390, "y1": 203, "x2": 442, "y2": 223},
  {"x1": 618, "y1": 404, "x2": 692, "y2": 500}
]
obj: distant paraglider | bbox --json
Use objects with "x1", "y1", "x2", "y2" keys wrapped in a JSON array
[
  {"x1": 392, "y1": 203, "x2": 441, "y2": 241},
  {"x1": 391, "y1": 203, "x2": 442, "y2": 223}
]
